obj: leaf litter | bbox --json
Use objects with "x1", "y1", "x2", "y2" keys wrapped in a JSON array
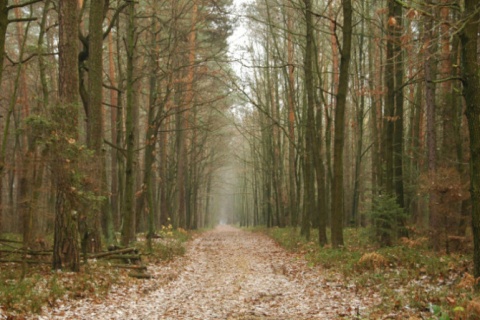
[{"x1": 35, "y1": 225, "x2": 379, "y2": 319}]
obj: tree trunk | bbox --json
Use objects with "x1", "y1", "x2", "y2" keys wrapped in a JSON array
[
  {"x1": 159, "y1": 123, "x2": 169, "y2": 227},
  {"x1": 384, "y1": 1, "x2": 395, "y2": 195},
  {"x1": 301, "y1": 0, "x2": 315, "y2": 241},
  {"x1": 351, "y1": 3, "x2": 366, "y2": 227},
  {"x1": 315, "y1": 96, "x2": 328, "y2": 245},
  {"x1": 121, "y1": 0, "x2": 136, "y2": 246},
  {"x1": 460, "y1": 0, "x2": 480, "y2": 289},
  {"x1": 10, "y1": 2, "x2": 34, "y2": 248},
  {"x1": 108, "y1": 28, "x2": 119, "y2": 234},
  {"x1": 331, "y1": 0, "x2": 352, "y2": 248},
  {"x1": 176, "y1": 1, "x2": 197, "y2": 230},
  {"x1": 0, "y1": 0, "x2": 9, "y2": 234},
  {"x1": 115, "y1": 16, "x2": 125, "y2": 231},
  {"x1": 85, "y1": 0, "x2": 105, "y2": 253},
  {"x1": 440, "y1": 1, "x2": 455, "y2": 162},
  {"x1": 0, "y1": 0, "x2": 7, "y2": 86},
  {"x1": 53, "y1": 0, "x2": 81, "y2": 271},
  {"x1": 186, "y1": 0, "x2": 197, "y2": 229},
  {"x1": 424, "y1": 0, "x2": 438, "y2": 248},
  {"x1": 286, "y1": 2, "x2": 297, "y2": 227},
  {"x1": 393, "y1": 2, "x2": 404, "y2": 210}
]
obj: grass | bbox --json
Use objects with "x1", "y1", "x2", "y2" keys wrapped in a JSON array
[
  {"x1": 253, "y1": 226, "x2": 478, "y2": 319},
  {"x1": 0, "y1": 228, "x2": 192, "y2": 317}
]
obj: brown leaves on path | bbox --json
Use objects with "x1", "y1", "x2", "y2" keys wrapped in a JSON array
[{"x1": 40, "y1": 225, "x2": 378, "y2": 319}]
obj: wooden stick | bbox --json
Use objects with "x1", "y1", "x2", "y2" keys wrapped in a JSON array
[
  {"x1": 0, "y1": 259, "x2": 50, "y2": 264},
  {"x1": 111, "y1": 264, "x2": 147, "y2": 270},
  {"x1": 128, "y1": 272, "x2": 152, "y2": 279},
  {"x1": 0, "y1": 238, "x2": 22, "y2": 244},
  {"x1": 105, "y1": 254, "x2": 141, "y2": 260},
  {"x1": 0, "y1": 249, "x2": 52, "y2": 255},
  {"x1": 89, "y1": 247, "x2": 137, "y2": 259}
]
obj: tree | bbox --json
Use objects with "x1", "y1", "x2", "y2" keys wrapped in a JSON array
[
  {"x1": 423, "y1": 0, "x2": 439, "y2": 248},
  {"x1": 285, "y1": 0, "x2": 297, "y2": 227},
  {"x1": 0, "y1": 0, "x2": 7, "y2": 85},
  {"x1": 331, "y1": 0, "x2": 352, "y2": 248},
  {"x1": 83, "y1": 0, "x2": 106, "y2": 253},
  {"x1": 121, "y1": 0, "x2": 136, "y2": 246},
  {"x1": 52, "y1": 0, "x2": 81, "y2": 271},
  {"x1": 460, "y1": 0, "x2": 480, "y2": 289},
  {"x1": 301, "y1": 0, "x2": 314, "y2": 241},
  {"x1": 392, "y1": 1, "x2": 404, "y2": 211}
]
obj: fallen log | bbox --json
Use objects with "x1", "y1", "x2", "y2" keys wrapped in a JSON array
[
  {"x1": 89, "y1": 247, "x2": 138, "y2": 259},
  {"x1": 0, "y1": 238, "x2": 22, "y2": 244},
  {"x1": 0, "y1": 249, "x2": 52, "y2": 256},
  {"x1": 128, "y1": 271, "x2": 152, "y2": 279},
  {"x1": 111, "y1": 264, "x2": 147, "y2": 270},
  {"x1": 0, "y1": 258, "x2": 50, "y2": 264},
  {"x1": 105, "y1": 254, "x2": 141, "y2": 260}
]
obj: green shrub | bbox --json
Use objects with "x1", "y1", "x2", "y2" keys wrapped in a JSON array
[{"x1": 367, "y1": 193, "x2": 407, "y2": 246}]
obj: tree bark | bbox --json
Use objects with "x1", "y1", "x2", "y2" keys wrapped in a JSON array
[
  {"x1": 424, "y1": 0, "x2": 438, "y2": 248},
  {"x1": 0, "y1": 0, "x2": 8, "y2": 87},
  {"x1": 85, "y1": 0, "x2": 105, "y2": 252},
  {"x1": 53, "y1": 0, "x2": 81, "y2": 271},
  {"x1": 331, "y1": 0, "x2": 352, "y2": 248},
  {"x1": 121, "y1": 0, "x2": 136, "y2": 246},
  {"x1": 384, "y1": 0, "x2": 395, "y2": 195},
  {"x1": 300, "y1": 0, "x2": 316, "y2": 240},
  {"x1": 440, "y1": 0, "x2": 455, "y2": 162},
  {"x1": 107, "y1": 26, "x2": 119, "y2": 234},
  {"x1": 393, "y1": 2, "x2": 404, "y2": 210},
  {"x1": 460, "y1": 0, "x2": 480, "y2": 289},
  {"x1": 10, "y1": 1, "x2": 34, "y2": 248},
  {"x1": 286, "y1": 2, "x2": 297, "y2": 227}
]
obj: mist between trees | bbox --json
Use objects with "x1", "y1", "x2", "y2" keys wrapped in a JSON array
[{"x1": 0, "y1": 0, "x2": 480, "y2": 284}]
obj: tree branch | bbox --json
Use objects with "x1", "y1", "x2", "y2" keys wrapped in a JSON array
[
  {"x1": 5, "y1": 53, "x2": 36, "y2": 65},
  {"x1": 103, "y1": 83, "x2": 123, "y2": 93},
  {"x1": 103, "y1": 2, "x2": 130, "y2": 40},
  {"x1": 432, "y1": 76, "x2": 463, "y2": 84},
  {"x1": 7, "y1": 0, "x2": 43, "y2": 10},
  {"x1": 104, "y1": 139, "x2": 127, "y2": 157},
  {"x1": 8, "y1": 17, "x2": 37, "y2": 24}
]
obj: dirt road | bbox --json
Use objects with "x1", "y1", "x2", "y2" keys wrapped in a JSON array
[{"x1": 45, "y1": 226, "x2": 377, "y2": 319}]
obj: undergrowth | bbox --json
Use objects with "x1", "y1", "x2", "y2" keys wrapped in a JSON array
[
  {"x1": 0, "y1": 228, "x2": 191, "y2": 317},
  {"x1": 254, "y1": 226, "x2": 477, "y2": 319}
]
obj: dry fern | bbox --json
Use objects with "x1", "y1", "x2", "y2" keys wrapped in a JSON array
[
  {"x1": 457, "y1": 272, "x2": 475, "y2": 290},
  {"x1": 357, "y1": 252, "x2": 388, "y2": 270},
  {"x1": 399, "y1": 237, "x2": 427, "y2": 248},
  {"x1": 467, "y1": 298, "x2": 480, "y2": 318}
]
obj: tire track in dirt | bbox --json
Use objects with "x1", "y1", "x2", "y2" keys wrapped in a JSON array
[{"x1": 44, "y1": 225, "x2": 378, "y2": 319}]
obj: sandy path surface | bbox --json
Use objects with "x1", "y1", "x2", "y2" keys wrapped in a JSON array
[{"x1": 43, "y1": 226, "x2": 377, "y2": 319}]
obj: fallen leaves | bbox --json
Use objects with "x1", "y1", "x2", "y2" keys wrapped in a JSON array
[{"x1": 33, "y1": 226, "x2": 378, "y2": 319}]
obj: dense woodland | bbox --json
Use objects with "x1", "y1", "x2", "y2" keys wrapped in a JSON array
[
  {"x1": 0, "y1": 0, "x2": 480, "y2": 287},
  {"x1": 0, "y1": 0, "x2": 235, "y2": 270},
  {"x1": 229, "y1": 0, "x2": 480, "y2": 285}
]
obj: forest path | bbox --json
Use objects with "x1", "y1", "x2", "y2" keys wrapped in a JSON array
[{"x1": 46, "y1": 226, "x2": 377, "y2": 319}]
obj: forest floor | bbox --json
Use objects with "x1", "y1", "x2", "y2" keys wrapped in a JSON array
[
  {"x1": 35, "y1": 225, "x2": 379, "y2": 319},
  {"x1": 4, "y1": 225, "x2": 476, "y2": 319}
]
